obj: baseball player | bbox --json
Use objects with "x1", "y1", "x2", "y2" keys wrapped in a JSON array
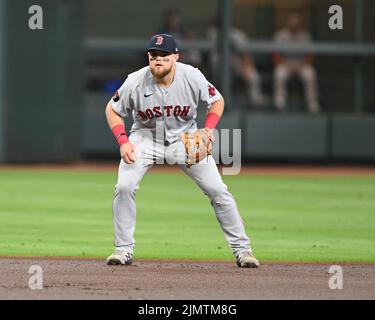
[{"x1": 105, "y1": 33, "x2": 259, "y2": 268}]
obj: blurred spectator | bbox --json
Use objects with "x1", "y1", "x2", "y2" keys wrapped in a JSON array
[
  {"x1": 273, "y1": 12, "x2": 320, "y2": 113},
  {"x1": 158, "y1": 8, "x2": 202, "y2": 67},
  {"x1": 207, "y1": 17, "x2": 267, "y2": 108}
]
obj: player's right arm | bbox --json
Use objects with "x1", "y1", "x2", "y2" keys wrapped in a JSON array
[{"x1": 105, "y1": 100, "x2": 136, "y2": 164}]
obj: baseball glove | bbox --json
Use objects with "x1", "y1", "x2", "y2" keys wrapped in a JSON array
[{"x1": 181, "y1": 128, "x2": 214, "y2": 168}]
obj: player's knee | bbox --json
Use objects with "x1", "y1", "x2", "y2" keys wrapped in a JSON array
[
  {"x1": 115, "y1": 182, "x2": 137, "y2": 196},
  {"x1": 205, "y1": 183, "x2": 231, "y2": 203}
]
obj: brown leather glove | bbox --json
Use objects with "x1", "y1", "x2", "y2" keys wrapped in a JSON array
[{"x1": 181, "y1": 128, "x2": 213, "y2": 168}]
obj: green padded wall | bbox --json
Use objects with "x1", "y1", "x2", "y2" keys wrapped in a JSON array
[
  {"x1": 1, "y1": 0, "x2": 83, "y2": 162},
  {"x1": 0, "y1": 0, "x2": 7, "y2": 161}
]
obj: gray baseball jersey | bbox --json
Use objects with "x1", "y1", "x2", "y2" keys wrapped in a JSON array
[{"x1": 111, "y1": 62, "x2": 222, "y2": 143}]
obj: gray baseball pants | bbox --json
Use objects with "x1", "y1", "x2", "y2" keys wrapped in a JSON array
[{"x1": 112, "y1": 131, "x2": 252, "y2": 257}]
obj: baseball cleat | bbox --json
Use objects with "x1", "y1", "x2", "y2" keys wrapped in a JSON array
[
  {"x1": 236, "y1": 251, "x2": 260, "y2": 268},
  {"x1": 106, "y1": 250, "x2": 133, "y2": 265}
]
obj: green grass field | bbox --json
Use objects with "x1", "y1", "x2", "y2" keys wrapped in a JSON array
[{"x1": 0, "y1": 169, "x2": 374, "y2": 263}]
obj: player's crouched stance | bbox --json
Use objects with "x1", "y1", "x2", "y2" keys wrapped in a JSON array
[{"x1": 105, "y1": 34, "x2": 259, "y2": 268}]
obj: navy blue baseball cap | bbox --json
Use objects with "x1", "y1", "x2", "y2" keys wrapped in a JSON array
[{"x1": 146, "y1": 34, "x2": 179, "y2": 54}]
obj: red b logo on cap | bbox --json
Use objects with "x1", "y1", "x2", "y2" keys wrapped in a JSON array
[{"x1": 156, "y1": 36, "x2": 164, "y2": 45}]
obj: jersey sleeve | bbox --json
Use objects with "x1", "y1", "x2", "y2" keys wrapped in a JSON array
[
  {"x1": 110, "y1": 77, "x2": 133, "y2": 118},
  {"x1": 194, "y1": 69, "x2": 222, "y2": 108}
]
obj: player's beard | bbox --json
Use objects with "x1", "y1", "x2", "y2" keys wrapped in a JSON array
[{"x1": 150, "y1": 64, "x2": 173, "y2": 80}]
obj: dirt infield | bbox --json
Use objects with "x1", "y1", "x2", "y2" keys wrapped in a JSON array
[{"x1": 0, "y1": 258, "x2": 374, "y2": 300}]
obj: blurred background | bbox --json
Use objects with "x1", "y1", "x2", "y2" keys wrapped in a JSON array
[{"x1": 0, "y1": 0, "x2": 375, "y2": 164}]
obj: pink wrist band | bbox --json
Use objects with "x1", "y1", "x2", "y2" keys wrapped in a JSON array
[
  {"x1": 205, "y1": 112, "x2": 220, "y2": 129},
  {"x1": 112, "y1": 124, "x2": 129, "y2": 146}
]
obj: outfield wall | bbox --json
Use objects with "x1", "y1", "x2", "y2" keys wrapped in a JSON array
[
  {"x1": 0, "y1": 0, "x2": 84, "y2": 163},
  {"x1": 1, "y1": 1, "x2": 374, "y2": 164},
  {"x1": 0, "y1": 0, "x2": 6, "y2": 162},
  {"x1": 81, "y1": 93, "x2": 375, "y2": 162},
  {"x1": 1, "y1": 86, "x2": 374, "y2": 162}
]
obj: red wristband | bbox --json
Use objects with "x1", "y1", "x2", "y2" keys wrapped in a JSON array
[
  {"x1": 205, "y1": 112, "x2": 220, "y2": 129},
  {"x1": 111, "y1": 124, "x2": 129, "y2": 146}
]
